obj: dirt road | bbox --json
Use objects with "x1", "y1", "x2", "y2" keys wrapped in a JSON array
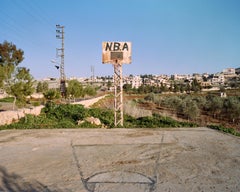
[
  {"x1": 0, "y1": 128, "x2": 239, "y2": 192},
  {"x1": 72, "y1": 95, "x2": 107, "y2": 108}
]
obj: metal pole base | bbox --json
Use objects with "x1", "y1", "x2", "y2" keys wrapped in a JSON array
[{"x1": 113, "y1": 61, "x2": 123, "y2": 127}]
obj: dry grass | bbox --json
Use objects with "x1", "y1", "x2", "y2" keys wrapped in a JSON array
[{"x1": 124, "y1": 100, "x2": 152, "y2": 118}]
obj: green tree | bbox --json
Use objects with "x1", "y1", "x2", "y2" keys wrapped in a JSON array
[
  {"x1": 43, "y1": 89, "x2": 60, "y2": 101},
  {"x1": 219, "y1": 85, "x2": 225, "y2": 93},
  {"x1": 42, "y1": 82, "x2": 49, "y2": 92},
  {"x1": 169, "y1": 83, "x2": 174, "y2": 92},
  {"x1": 123, "y1": 84, "x2": 132, "y2": 93},
  {"x1": 191, "y1": 79, "x2": 202, "y2": 92},
  {"x1": 164, "y1": 96, "x2": 182, "y2": 110},
  {"x1": 0, "y1": 41, "x2": 24, "y2": 88},
  {"x1": 173, "y1": 83, "x2": 180, "y2": 93},
  {"x1": 36, "y1": 81, "x2": 49, "y2": 93},
  {"x1": 181, "y1": 97, "x2": 200, "y2": 120},
  {"x1": 223, "y1": 97, "x2": 240, "y2": 123},
  {"x1": 180, "y1": 84, "x2": 186, "y2": 93},
  {"x1": 107, "y1": 80, "x2": 112, "y2": 90},
  {"x1": 0, "y1": 41, "x2": 34, "y2": 107},
  {"x1": 6, "y1": 67, "x2": 35, "y2": 107},
  {"x1": 67, "y1": 79, "x2": 84, "y2": 100},
  {"x1": 192, "y1": 96, "x2": 206, "y2": 110},
  {"x1": 206, "y1": 95, "x2": 224, "y2": 118},
  {"x1": 186, "y1": 83, "x2": 191, "y2": 93},
  {"x1": 160, "y1": 82, "x2": 168, "y2": 92},
  {"x1": 84, "y1": 85, "x2": 97, "y2": 97},
  {"x1": 36, "y1": 82, "x2": 43, "y2": 93}
]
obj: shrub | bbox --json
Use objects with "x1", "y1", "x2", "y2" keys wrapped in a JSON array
[
  {"x1": 208, "y1": 124, "x2": 240, "y2": 137},
  {"x1": 0, "y1": 97, "x2": 15, "y2": 103},
  {"x1": 125, "y1": 113, "x2": 197, "y2": 128},
  {"x1": 124, "y1": 100, "x2": 152, "y2": 118},
  {"x1": 88, "y1": 108, "x2": 114, "y2": 127},
  {"x1": 0, "y1": 103, "x2": 198, "y2": 130}
]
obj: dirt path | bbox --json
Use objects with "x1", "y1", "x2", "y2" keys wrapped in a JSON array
[{"x1": 72, "y1": 95, "x2": 107, "y2": 108}]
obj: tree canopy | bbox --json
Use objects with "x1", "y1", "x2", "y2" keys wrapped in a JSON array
[
  {"x1": 0, "y1": 41, "x2": 34, "y2": 106},
  {"x1": 0, "y1": 41, "x2": 24, "y2": 88},
  {"x1": 67, "y1": 79, "x2": 84, "y2": 99}
]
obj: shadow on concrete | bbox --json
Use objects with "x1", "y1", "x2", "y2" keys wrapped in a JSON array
[{"x1": 0, "y1": 165, "x2": 59, "y2": 192}]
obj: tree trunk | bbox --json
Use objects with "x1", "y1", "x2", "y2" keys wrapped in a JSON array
[{"x1": 12, "y1": 96, "x2": 16, "y2": 110}]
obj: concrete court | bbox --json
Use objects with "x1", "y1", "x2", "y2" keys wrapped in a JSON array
[{"x1": 0, "y1": 128, "x2": 239, "y2": 192}]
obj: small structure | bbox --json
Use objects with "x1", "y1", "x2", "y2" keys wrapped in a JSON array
[
  {"x1": 220, "y1": 92, "x2": 227, "y2": 98},
  {"x1": 102, "y1": 42, "x2": 132, "y2": 126}
]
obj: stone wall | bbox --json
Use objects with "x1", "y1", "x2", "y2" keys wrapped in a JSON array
[{"x1": 0, "y1": 106, "x2": 44, "y2": 126}]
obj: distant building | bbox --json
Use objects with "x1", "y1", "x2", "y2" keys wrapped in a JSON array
[
  {"x1": 235, "y1": 67, "x2": 240, "y2": 75},
  {"x1": 223, "y1": 68, "x2": 235, "y2": 75},
  {"x1": 211, "y1": 74, "x2": 225, "y2": 85},
  {"x1": 171, "y1": 74, "x2": 191, "y2": 81},
  {"x1": 201, "y1": 81, "x2": 211, "y2": 88},
  {"x1": 123, "y1": 75, "x2": 142, "y2": 88},
  {"x1": 40, "y1": 78, "x2": 59, "y2": 89},
  {"x1": 131, "y1": 75, "x2": 142, "y2": 88},
  {"x1": 220, "y1": 92, "x2": 227, "y2": 98}
]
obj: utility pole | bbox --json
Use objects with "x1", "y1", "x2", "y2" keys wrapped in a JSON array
[
  {"x1": 56, "y1": 24, "x2": 66, "y2": 97},
  {"x1": 91, "y1": 65, "x2": 95, "y2": 83}
]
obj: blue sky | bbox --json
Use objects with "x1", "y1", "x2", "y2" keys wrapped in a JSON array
[{"x1": 1, "y1": 0, "x2": 240, "y2": 79}]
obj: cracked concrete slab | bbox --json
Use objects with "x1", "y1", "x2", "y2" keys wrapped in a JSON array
[{"x1": 0, "y1": 128, "x2": 239, "y2": 192}]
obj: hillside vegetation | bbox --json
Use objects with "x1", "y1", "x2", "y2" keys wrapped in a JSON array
[
  {"x1": 1, "y1": 91, "x2": 240, "y2": 137},
  {"x1": 0, "y1": 102, "x2": 197, "y2": 130},
  {"x1": 93, "y1": 92, "x2": 240, "y2": 136}
]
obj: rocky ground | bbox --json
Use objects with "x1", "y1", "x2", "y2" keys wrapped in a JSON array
[
  {"x1": 0, "y1": 106, "x2": 44, "y2": 126},
  {"x1": 0, "y1": 128, "x2": 239, "y2": 192}
]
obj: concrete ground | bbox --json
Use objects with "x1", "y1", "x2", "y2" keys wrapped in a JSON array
[{"x1": 0, "y1": 128, "x2": 239, "y2": 192}]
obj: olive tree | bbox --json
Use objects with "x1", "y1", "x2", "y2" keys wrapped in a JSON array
[
  {"x1": 36, "y1": 81, "x2": 49, "y2": 93},
  {"x1": 6, "y1": 67, "x2": 35, "y2": 107},
  {"x1": 67, "y1": 79, "x2": 84, "y2": 100},
  {"x1": 206, "y1": 95, "x2": 224, "y2": 118},
  {"x1": 223, "y1": 97, "x2": 240, "y2": 123},
  {"x1": 181, "y1": 98, "x2": 200, "y2": 120}
]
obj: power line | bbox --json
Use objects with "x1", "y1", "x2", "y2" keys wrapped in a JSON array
[
  {"x1": 20, "y1": 0, "x2": 55, "y2": 33},
  {"x1": 0, "y1": 2, "x2": 47, "y2": 48}
]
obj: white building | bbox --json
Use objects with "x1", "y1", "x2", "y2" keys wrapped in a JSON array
[
  {"x1": 131, "y1": 76, "x2": 142, "y2": 88},
  {"x1": 211, "y1": 74, "x2": 225, "y2": 85},
  {"x1": 124, "y1": 75, "x2": 142, "y2": 88},
  {"x1": 223, "y1": 68, "x2": 235, "y2": 75}
]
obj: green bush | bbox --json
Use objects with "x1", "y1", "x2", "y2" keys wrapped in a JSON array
[
  {"x1": 57, "y1": 119, "x2": 76, "y2": 128},
  {"x1": 0, "y1": 103, "x2": 197, "y2": 130},
  {"x1": 124, "y1": 113, "x2": 197, "y2": 128},
  {"x1": 32, "y1": 101, "x2": 41, "y2": 107},
  {"x1": 0, "y1": 97, "x2": 14, "y2": 103},
  {"x1": 88, "y1": 108, "x2": 115, "y2": 127},
  {"x1": 208, "y1": 124, "x2": 240, "y2": 136}
]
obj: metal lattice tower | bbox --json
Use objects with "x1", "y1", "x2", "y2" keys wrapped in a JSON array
[
  {"x1": 56, "y1": 24, "x2": 66, "y2": 97},
  {"x1": 113, "y1": 61, "x2": 123, "y2": 126},
  {"x1": 102, "y1": 41, "x2": 131, "y2": 127}
]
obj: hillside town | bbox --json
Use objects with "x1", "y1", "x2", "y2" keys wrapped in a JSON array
[{"x1": 40, "y1": 67, "x2": 240, "y2": 92}]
